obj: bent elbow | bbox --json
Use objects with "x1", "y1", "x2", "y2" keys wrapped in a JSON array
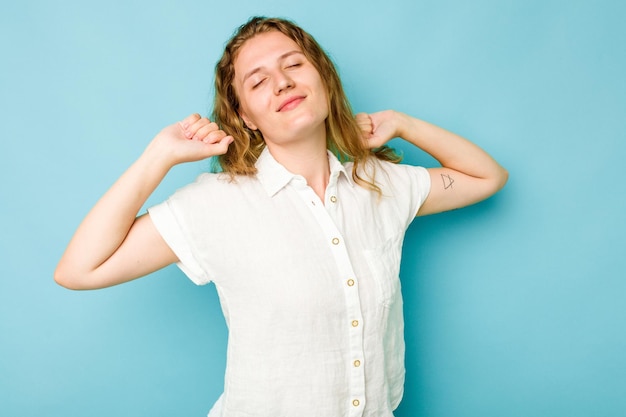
[
  {"x1": 53, "y1": 265, "x2": 85, "y2": 291},
  {"x1": 496, "y1": 166, "x2": 509, "y2": 191},
  {"x1": 482, "y1": 167, "x2": 509, "y2": 200}
]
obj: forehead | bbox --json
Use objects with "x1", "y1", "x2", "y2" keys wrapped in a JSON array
[{"x1": 234, "y1": 31, "x2": 303, "y2": 76}]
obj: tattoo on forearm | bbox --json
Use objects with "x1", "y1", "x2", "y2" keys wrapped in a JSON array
[{"x1": 441, "y1": 174, "x2": 455, "y2": 190}]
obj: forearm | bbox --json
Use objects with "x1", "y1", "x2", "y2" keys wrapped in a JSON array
[{"x1": 395, "y1": 111, "x2": 507, "y2": 186}]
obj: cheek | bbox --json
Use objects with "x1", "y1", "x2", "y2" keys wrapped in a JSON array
[
  {"x1": 312, "y1": 76, "x2": 329, "y2": 108},
  {"x1": 240, "y1": 96, "x2": 272, "y2": 131},
  {"x1": 244, "y1": 90, "x2": 271, "y2": 113},
  {"x1": 242, "y1": 108, "x2": 264, "y2": 130},
  {"x1": 318, "y1": 85, "x2": 330, "y2": 116}
]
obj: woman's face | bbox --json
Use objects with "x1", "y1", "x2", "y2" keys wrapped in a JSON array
[{"x1": 233, "y1": 31, "x2": 329, "y2": 148}]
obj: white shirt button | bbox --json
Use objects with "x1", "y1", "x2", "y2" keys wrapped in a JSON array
[
  {"x1": 351, "y1": 320, "x2": 359, "y2": 327},
  {"x1": 330, "y1": 195, "x2": 337, "y2": 203},
  {"x1": 347, "y1": 278, "x2": 355, "y2": 287},
  {"x1": 352, "y1": 399, "x2": 360, "y2": 407},
  {"x1": 353, "y1": 359, "x2": 361, "y2": 367},
  {"x1": 331, "y1": 237, "x2": 340, "y2": 245}
]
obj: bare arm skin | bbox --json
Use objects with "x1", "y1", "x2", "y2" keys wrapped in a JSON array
[
  {"x1": 357, "y1": 110, "x2": 508, "y2": 216},
  {"x1": 54, "y1": 114, "x2": 233, "y2": 290}
]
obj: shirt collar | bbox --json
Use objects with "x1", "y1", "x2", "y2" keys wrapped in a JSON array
[{"x1": 255, "y1": 147, "x2": 354, "y2": 197}]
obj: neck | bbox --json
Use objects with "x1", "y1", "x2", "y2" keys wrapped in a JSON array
[{"x1": 265, "y1": 133, "x2": 330, "y2": 201}]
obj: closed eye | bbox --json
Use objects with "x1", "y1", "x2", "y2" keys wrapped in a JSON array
[{"x1": 252, "y1": 78, "x2": 266, "y2": 89}]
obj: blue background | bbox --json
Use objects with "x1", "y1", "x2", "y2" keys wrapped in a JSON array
[{"x1": 1, "y1": 0, "x2": 625, "y2": 416}]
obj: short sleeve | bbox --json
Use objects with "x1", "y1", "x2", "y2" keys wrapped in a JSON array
[
  {"x1": 148, "y1": 197, "x2": 212, "y2": 286},
  {"x1": 373, "y1": 161, "x2": 431, "y2": 230},
  {"x1": 404, "y1": 165, "x2": 431, "y2": 221}
]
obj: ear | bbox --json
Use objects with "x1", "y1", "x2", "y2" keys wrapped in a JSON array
[{"x1": 239, "y1": 111, "x2": 258, "y2": 130}]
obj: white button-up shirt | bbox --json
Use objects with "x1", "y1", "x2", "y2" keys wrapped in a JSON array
[{"x1": 148, "y1": 148, "x2": 430, "y2": 417}]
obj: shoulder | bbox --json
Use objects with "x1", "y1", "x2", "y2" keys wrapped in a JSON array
[
  {"x1": 341, "y1": 158, "x2": 431, "y2": 227},
  {"x1": 179, "y1": 172, "x2": 256, "y2": 192},
  {"x1": 163, "y1": 172, "x2": 262, "y2": 208},
  {"x1": 150, "y1": 172, "x2": 266, "y2": 229},
  {"x1": 346, "y1": 158, "x2": 430, "y2": 194}
]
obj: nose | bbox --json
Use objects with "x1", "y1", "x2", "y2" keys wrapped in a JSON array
[{"x1": 274, "y1": 71, "x2": 294, "y2": 94}]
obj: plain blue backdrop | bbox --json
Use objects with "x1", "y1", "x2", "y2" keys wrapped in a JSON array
[{"x1": 1, "y1": 0, "x2": 625, "y2": 416}]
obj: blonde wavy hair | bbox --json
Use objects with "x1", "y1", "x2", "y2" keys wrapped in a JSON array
[{"x1": 212, "y1": 16, "x2": 400, "y2": 191}]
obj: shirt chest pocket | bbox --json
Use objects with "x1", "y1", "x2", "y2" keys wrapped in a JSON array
[{"x1": 363, "y1": 233, "x2": 402, "y2": 308}]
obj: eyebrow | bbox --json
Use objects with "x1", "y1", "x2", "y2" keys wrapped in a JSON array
[{"x1": 241, "y1": 50, "x2": 304, "y2": 84}]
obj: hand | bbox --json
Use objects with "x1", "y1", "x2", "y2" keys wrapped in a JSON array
[
  {"x1": 147, "y1": 113, "x2": 234, "y2": 166},
  {"x1": 355, "y1": 110, "x2": 400, "y2": 149}
]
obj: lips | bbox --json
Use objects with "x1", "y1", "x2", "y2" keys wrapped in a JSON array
[{"x1": 277, "y1": 95, "x2": 305, "y2": 112}]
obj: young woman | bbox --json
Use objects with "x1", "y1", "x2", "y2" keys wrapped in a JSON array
[{"x1": 55, "y1": 16, "x2": 507, "y2": 417}]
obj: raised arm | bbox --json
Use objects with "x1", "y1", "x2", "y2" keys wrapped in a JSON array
[
  {"x1": 357, "y1": 110, "x2": 508, "y2": 216},
  {"x1": 54, "y1": 114, "x2": 233, "y2": 290}
]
